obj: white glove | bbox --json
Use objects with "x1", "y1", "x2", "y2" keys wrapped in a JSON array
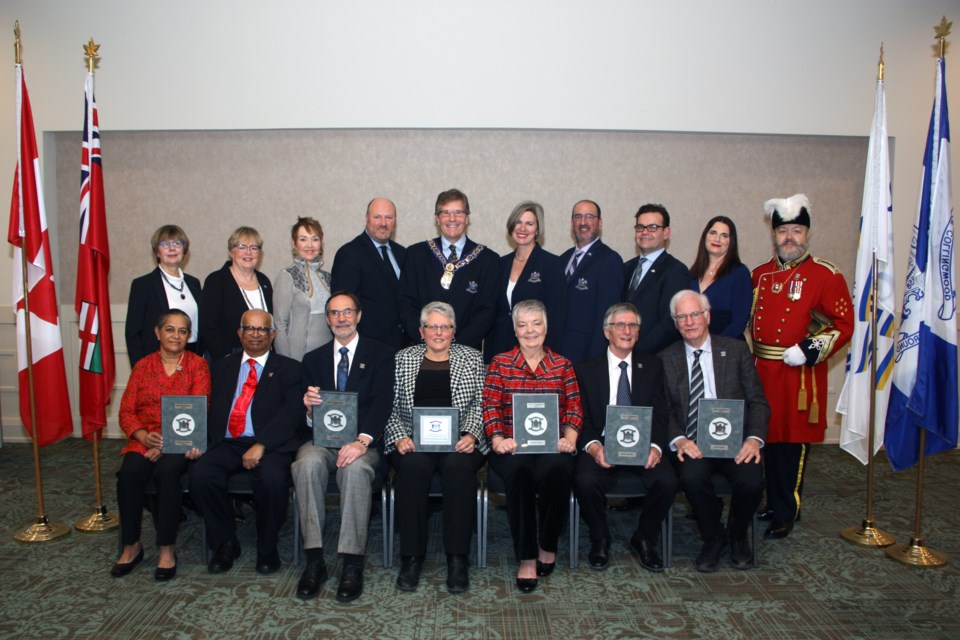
[{"x1": 782, "y1": 344, "x2": 806, "y2": 367}]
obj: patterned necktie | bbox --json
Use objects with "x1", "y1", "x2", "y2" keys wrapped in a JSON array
[
  {"x1": 228, "y1": 359, "x2": 258, "y2": 438},
  {"x1": 447, "y1": 245, "x2": 458, "y2": 263},
  {"x1": 616, "y1": 361, "x2": 631, "y2": 406},
  {"x1": 337, "y1": 346, "x2": 350, "y2": 392},
  {"x1": 566, "y1": 249, "x2": 583, "y2": 277},
  {"x1": 629, "y1": 257, "x2": 648, "y2": 294},
  {"x1": 686, "y1": 349, "x2": 704, "y2": 439}
]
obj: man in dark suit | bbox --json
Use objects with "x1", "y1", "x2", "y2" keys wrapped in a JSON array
[
  {"x1": 659, "y1": 290, "x2": 768, "y2": 572},
  {"x1": 398, "y1": 188, "x2": 499, "y2": 350},
  {"x1": 292, "y1": 291, "x2": 395, "y2": 603},
  {"x1": 330, "y1": 197, "x2": 409, "y2": 351},
  {"x1": 623, "y1": 203, "x2": 692, "y2": 354},
  {"x1": 558, "y1": 199, "x2": 624, "y2": 364},
  {"x1": 190, "y1": 309, "x2": 304, "y2": 575},
  {"x1": 573, "y1": 303, "x2": 678, "y2": 572}
]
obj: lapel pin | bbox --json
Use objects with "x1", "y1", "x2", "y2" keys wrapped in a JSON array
[
  {"x1": 720, "y1": 351, "x2": 726, "y2": 357},
  {"x1": 359, "y1": 363, "x2": 366, "y2": 369}
]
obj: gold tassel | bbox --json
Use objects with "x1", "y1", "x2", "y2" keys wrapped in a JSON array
[
  {"x1": 797, "y1": 367, "x2": 808, "y2": 411},
  {"x1": 808, "y1": 370, "x2": 819, "y2": 423}
]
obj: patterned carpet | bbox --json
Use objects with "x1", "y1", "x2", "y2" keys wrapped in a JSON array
[{"x1": 0, "y1": 438, "x2": 958, "y2": 640}]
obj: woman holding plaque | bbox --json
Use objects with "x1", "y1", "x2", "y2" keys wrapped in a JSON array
[
  {"x1": 125, "y1": 225, "x2": 202, "y2": 368},
  {"x1": 273, "y1": 216, "x2": 333, "y2": 361},
  {"x1": 689, "y1": 216, "x2": 752, "y2": 338},
  {"x1": 199, "y1": 226, "x2": 273, "y2": 360},
  {"x1": 384, "y1": 301, "x2": 488, "y2": 594},
  {"x1": 483, "y1": 299, "x2": 582, "y2": 593},
  {"x1": 113, "y1": 309, "x2": 210, "y2": 581}
]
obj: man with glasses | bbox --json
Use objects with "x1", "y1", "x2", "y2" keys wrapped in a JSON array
[
  {"x1": 659, "y1": 290, "x2": 768, "y2": 572},
  {"x1": 191, "y1": 309, "x2": 303, "y2": 576},
  {"x1": 573, "y1": 303, "x2": 677, "y2": 572},
  {"x1": 623, "y1": 203, "x2": 692, "y2": 354},
  {"x1": 290, "y1": 291, "x2": 395, "y2": 602},
  {"x1": 399, "y1": 188, "x2": 498, "y2": 350},
  {"x1": 558, "y1": 200, "x2": 624, "y2": 364}
]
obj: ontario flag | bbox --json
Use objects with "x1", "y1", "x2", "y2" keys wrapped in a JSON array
[
  {"x1": 7, "y1": 64, "x2": 73, "y2": 446},
  {"x1": 76, "y1": 70, "x2": 114, "y2": 437}
]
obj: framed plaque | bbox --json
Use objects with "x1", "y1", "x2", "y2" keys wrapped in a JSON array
[
  {"x1": 512, "y1": 393, "x2": 560, "y2": 454},
  {"x1": 312, "y1": 391, "x2": 359, "y2": 448},
  {"x1": 412, "y1": 407, "x2": 459, "y2": 452},
  {"x1": 696, "y1": 398, "x2": 745, "y2": 459},
  {"x1": 161, "y1": 395, "x2": 207, "y2": 454},
  {"x1": 603, "y1": 406, "x2": 652, "y2": 466}
]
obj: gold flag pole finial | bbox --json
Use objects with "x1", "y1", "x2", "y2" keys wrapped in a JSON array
[
  {"x1": 83, "y1": 37, "x2": 99, "y2": 73},
  {"x1": 935, "y1": 16, "x2": 952, "y2": 59},
  {"x1": 14, "y1": 20, "x2": 21, "y2": 64},
  {"x1": 878, "y1": 43, "x2": 884, "y2": 81}
]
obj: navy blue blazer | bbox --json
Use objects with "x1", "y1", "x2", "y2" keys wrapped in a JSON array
[
  {"x1": 125, "y1": 267, "x2": 202, "y2": 367},
  {"x1": 694, "y1": 264, "x2": 752, "y2": 339},
  {"x1": 200, "y1": 261, "x2": 273, "y2": 361},
  {"x1": 623, "y1": 251, "x2": 692, "y2": 355},
  {"x1": 483, "y1": 243, "x2": 566, "y2": 362},
  {"x1": 300, "y1": 336, "x2": 396, "y2": 444},
  {"x1": 331, "y1": 232, "x2": 408, "y2": 351},
  {"x1": 398, "y1": 236, "x2": 499, "y2": 350},
  {"x1": 558, "y1": 240, "x2": 624, "y2": 364}
]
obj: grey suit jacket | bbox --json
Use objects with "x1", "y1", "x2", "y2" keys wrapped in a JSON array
[{"x1": 658, "y1": 334, "x2": 769, "y2": 445}]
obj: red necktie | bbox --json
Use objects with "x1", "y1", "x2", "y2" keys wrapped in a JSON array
[{"x1": 228, "y1": 359, "x2": 258, "y2": 438}]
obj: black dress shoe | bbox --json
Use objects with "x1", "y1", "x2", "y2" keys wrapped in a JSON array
[
  {"x1": 446, "y1": 554, "x2": 469, "y2": 594},
  {"x1": 256, "y1": 551, "x2": 281, "y2": 575},
  {"x1": 111, "y1": 547, "x2": 144, "y2": 577},
  {"x1": 588, "y1": 538, "x2": 611, "y2": 570},
  {"x1": 336, "y1": 562, "x2": 364, "y2": 603},
  {"x1": 296, "y1": 560, "x2": 328, "y2": 600},
  {"x1": 535, "y1": 560, "x2": 555, "y2": 577},
  {"x1": 730, "y1": 536, "x2": 753, "y2": 570},
  {"x1": 208, "y1": 540, "x2": 241, "y2": 574},
  {"x1": 516, "y1": 577, "x2": 538, "y2": 594},
  {"x1": 629, "y1": 534, "x2": 664, "y2": 572},
  {"x1": 695, "y1": 535, "x2": 727, "y2": 573},
  {"x1": 154, "y1": 554, "x2": 178, "y2": 582},
  {"x1": 764, "y1": 521, "x2": 794, "y2": 540},
  {"x1": 396, "y1": 555, "x2": 424, "y2": 592}
]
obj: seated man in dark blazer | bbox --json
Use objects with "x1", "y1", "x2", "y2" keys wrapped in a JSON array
[
  {"x1": 293, "y1": 291, "x2": 395, "y2": 603},
  {"x1": 573, "y1": 303, "x2": 678, "y2": 572},
  {"x1": 330, "y1": 197, "x2": 409, "y2": 351},
  {"x1": 659, "y1": 290, "x2": 769, "y2": 573},
  {"x1": 190, "y1": 309, "x2": 304, "y2": 575}
]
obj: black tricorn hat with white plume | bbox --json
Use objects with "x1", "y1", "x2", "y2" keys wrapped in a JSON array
[{"x1": 763, "y1": 194, "x2": 811, "y2": 228}]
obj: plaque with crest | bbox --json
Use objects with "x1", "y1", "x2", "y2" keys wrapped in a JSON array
[
  {"x1": 162, "y1": 395, "x2": 207, "y2": 454},
  {"x1": 695, "y1": 399, "x2": 744, "y2": 458},
  {"x1": 313, "y1": 391, "x2": 359, "y2": 448},
  {"x1": 603, "y1": 405, "x2": 652, "y2": 465}
]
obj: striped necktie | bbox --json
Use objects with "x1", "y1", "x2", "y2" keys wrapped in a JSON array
[{"x1": 686, "y1": 349, "x2": 704, "y2": 439}]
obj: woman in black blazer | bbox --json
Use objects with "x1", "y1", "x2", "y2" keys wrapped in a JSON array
[
  {"x1": 199, "y1": 226, "x2": 273, "y2": 360},
  {"x1": 125, "y1": 225, "x2": 202, "y2": 368}
]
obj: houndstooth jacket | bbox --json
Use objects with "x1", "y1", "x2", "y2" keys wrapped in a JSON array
[{"x1": 384, "y1": 343, "x2": 490, "y2": 455}]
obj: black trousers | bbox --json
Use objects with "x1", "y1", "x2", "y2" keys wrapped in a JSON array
[
  {"x1": 673, "y1": 455, "x2": 764, "y2": 541},
  {"x1": 116, "y1": 452, "x2": 190, "y2": 547},
  {"x1": 573, "y1": 452, "x2": 678, "y2": 545},
  {"x1": 489, "y1": 452, "x2": 575, "y2": 561},
  {"x1": 189, "y1": 438, "x2": 294, "y2": 556},
  {"x1": 389, "y1": 450, "x2": 485, "y2": 557},
  {"x1": 764, "y1": 442, "x2": 810, "y2": 524}
]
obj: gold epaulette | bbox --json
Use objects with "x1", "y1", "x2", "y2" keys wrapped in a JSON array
[{"x1": 812, "y1": 256, "x2": 841, "y2": 274}]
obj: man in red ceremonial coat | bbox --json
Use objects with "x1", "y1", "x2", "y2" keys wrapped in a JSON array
[{"x1": 751, "y1": 194, "x2": 853, "y2": 539}]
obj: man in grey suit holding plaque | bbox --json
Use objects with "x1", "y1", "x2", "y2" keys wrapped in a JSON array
[
  {"x1": 659, "y1": 290, "x2": 768, "y2": 573},
  {"x1": 293, "y1": 291, "x2": 395, "y2": 602},
  {"x1": 573, "y1": 303, "x2": 678, "y2": 572}
]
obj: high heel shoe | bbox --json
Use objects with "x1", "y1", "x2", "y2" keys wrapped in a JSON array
[{"x1": 516, "y1": 577, "x2": 539, "y2": 594}]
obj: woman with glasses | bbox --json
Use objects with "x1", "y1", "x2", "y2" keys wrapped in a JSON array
[
  {"x1": 688, "y1": 216, "x2": 752, "y2": 338},
  {"x1": 273, "y1": 217, "x2": 332, "y2": 361},
  {"x1": 384, "y1": 301, "x2": 487, "y2": 595},
  {"x1": 125, "y1": 225, "x2": 202, "y2": 368},
  {"x1": 200, "y1": 226, "x2": 273, "y2": 360}
]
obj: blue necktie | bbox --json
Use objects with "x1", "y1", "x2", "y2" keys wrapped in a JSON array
[
  {"x1": 616, "y1": 361, "x2": 631, "y2": 405},
  {"x1": 337, "y1": 346, "x2": 349, "y2": 392}
]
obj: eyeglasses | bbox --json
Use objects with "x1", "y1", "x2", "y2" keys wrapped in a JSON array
[
  {"x1": 240, "y1": 325, "x2": 272, "y2": 335},
  {"x1": 673, "y1": 311, "x2": 707, "y2": 322},
  {"x1": 422, "y1": 324, "x2": 454, "y2": 333},
  {"x1": 438, "y1": 209, "x2": 467, "y2": 218},
  {"x1": 634, "y1": 224, "x2": 664, "y2": 232},
  {"x1": 158, "y1": 240, "x2": 184, "y2": 249},
  {"x1": 233, "y1": 243, "x2": 262, "y2": 253},
  {"x1": 572, "y1": 213, "x2": 598, "y2": 222},
  {"x1": 605, "y1": 322, "x2": 641, "y2": 332},
  {"x1": 326, "y1": 308, "x2": 357, "y2": 318}
]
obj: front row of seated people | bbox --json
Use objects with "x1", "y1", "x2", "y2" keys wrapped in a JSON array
[{"x1": 113, "y1": 290, "x2": 769, "y2": 600}]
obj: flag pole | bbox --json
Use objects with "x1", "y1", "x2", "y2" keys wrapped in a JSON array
[
  {"x1": 74, "y1": 38, "x2": 117, "y2": 533},
  {"x1": 841, "y1": 46, "x2": 895, "y2": 547},
  {"x1": 11, "y1": 21, "x2": 70, "y2": 543},
  {"x1": 885, "y1": 17, "x2": 952, "y2": 568}
]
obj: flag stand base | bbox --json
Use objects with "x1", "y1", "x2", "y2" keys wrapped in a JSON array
[
  {"x1": 886, "y1": 537, "x2": 948, "y2": 567},
  {"x1": 14, "y1": 516, "x2": 71, "y2": 542},
  {"x1": 75, "y1": 506, "x2": 119, "y2": 532},
  {"x1": 840, "y1": 519, "x2": 895, "y2": 547}
]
